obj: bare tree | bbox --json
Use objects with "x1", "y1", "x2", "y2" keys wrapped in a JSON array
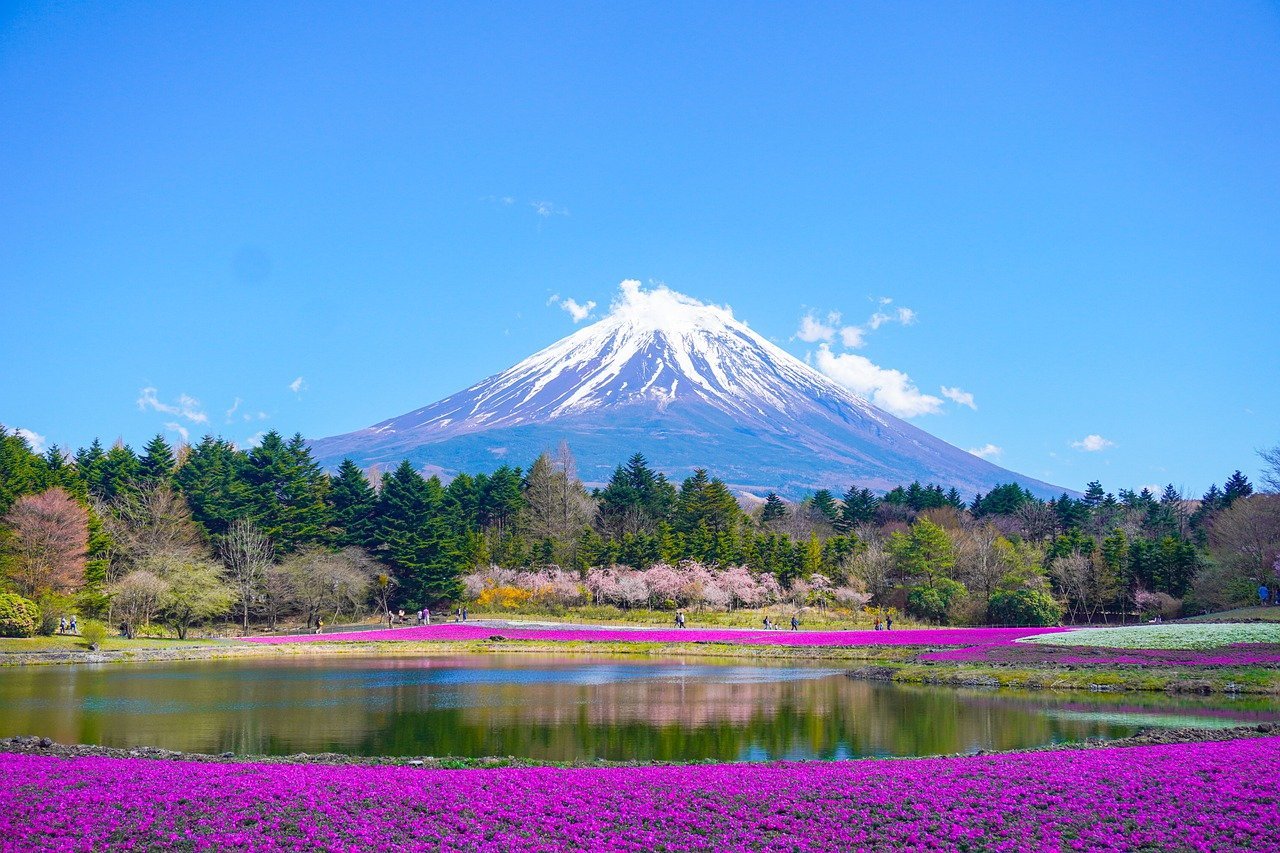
[
  {"x1": 847, "y1": 526, "x2": 894, "y2": 605},
  {"x1": 1260, "y1": 444, "x2": 1280, "y2": 493},
  {"x1": 99, "y1": 484, "x2": 204, "y2": 576},
  {"x1": 109, "y1": 569, "x2": 169, "y2": 638},
  {"x1": 956, "y1": 524, "x2": 1003, "y2": 619},
  {"x1": 1, "y1": 488, "x2": 88, "y2": 598},
  {"x1": 1049, "y1": 551, "x2": 1096, "y2": 623},
  {"x1": 282, "y1": 547, "x2": 374, "y2": 628},
  {"x1": 220, "y1": 519, "x2": 274, "y2": 634},
  {"x1": 1209, "y1": 495, "x2": 1280, "y2": 582}
]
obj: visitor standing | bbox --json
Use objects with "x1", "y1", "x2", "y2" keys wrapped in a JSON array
[
  {"x1": 790, "y1": 615, "x2": 799, "y2": 631},
  {"x1": 462, "y1": 606, "x2": 468, "y2": 622},
  {"x1": 315, "y1": 618, "x2": 324, "y2": 634},
  {"x1": 874, "y1": 618, "x2": 881, "y2": 631},
  {"x1": 1260, "y1": 584, "x2": 1270, "y2": 607},
  {"x1": 70, "y1": 615, "x2": 77, "y2": 633},
  {"x1": 676, "y1": 611, "x2": 686, "y2": 628},
  {"x1": 886, "y1": 616, "x2": 893, "y2": 630},
  {"x1": 58, "y1": 617, "x2": 66, "y2": 634},
  {"x1": 424, "y1": 607, "x2": 431, "y2": 625}
]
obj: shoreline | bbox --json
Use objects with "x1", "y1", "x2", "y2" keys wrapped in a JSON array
[{"x1": 4, "y1": 723, "x2": 1275, "y2": 770}]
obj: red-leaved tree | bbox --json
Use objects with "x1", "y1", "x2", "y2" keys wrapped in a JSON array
[{"x1": 2, "y1": 488, "x2": 89, "y2": 598}]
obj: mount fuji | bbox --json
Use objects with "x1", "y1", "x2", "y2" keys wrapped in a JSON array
[{"x1": 310, "y1": 282, "x2": 1064, "y2": 499}]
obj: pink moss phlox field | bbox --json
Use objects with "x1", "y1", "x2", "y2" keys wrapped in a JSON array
[
  {"x1": 3, "y1": 738, "x2": 1278, "y2": 851},
  {"x1": 920, "y1": 641, "x2": 1280, "y2": 667},
  {"x1": 246, "y1": 623, "x2": 1065, "y2": 647}
]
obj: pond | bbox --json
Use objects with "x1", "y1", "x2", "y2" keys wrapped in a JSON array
[{"x1": 2, "y1": 654, "x2": 1276, "y2": 762}]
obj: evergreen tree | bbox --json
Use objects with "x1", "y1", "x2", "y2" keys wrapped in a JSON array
[
  {"x1": 377, "y1": 461, "x2": 462, "y2": 607},
  {"x1": 328, "y1": 459, "x2": 379, "y2": 547},
  {"x1": 0, "y1": 427, "x2": 52, "y2": 514},
  {"x1": 138, "y1": 434, "x2": 177, "y2": 486},
  {"x1": 760, "y1": 492, "x2": 787, "y2": 524},
  {"x1": 808, "y1": 489, "x2": 839, "y2": 523},
  {"x1": 174, "y1": 436, "x2": 254, "y2": 536},
  {"x1": 1222, "y1": 470, "x2": 1254, "y2": 507},
  {"x1": 837, "y1": 487, "x2": 878, "y2": 531},
  {"x1": 1082, "y1": 481, "x2": 1105, "y2": 509},
  {"x1": 96, "y1": 442, "x2": 141, "y2": 502},
  {"x1": 243, "y1": 432, "x2": 330, "y2": 551}
]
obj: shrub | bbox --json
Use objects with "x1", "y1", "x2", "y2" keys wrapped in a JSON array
[
  {"x1": 0, "y1": 593, "x2": 40, "y2": 637},
  {"x1": 988, "y1": 588, "x2": 1063, "y2": 627},
  {"x1": 906, "y1": 579, "x2": 967, "y2": 624},
  {"x1": 476, "y1": 586, "x2": 533, "y2": 610},
  {"x1": 79, "y1": 620, "x2": 107, "y2": 650}
]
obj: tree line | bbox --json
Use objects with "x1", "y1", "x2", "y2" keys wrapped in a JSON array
[{"x1": 1, "y1": 425, "x2": 1277, "y2": 636}]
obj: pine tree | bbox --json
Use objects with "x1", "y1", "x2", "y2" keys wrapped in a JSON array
[
  {"x1": 809, "y1": 489, "x2": 839, "y2": 523},
  {"x1": 328, "y1": 459, "x2": 379, "y2": 547},
  {"x1": 243, "y1": 432, "x2": 330, "y2": 551},
  {"x1": 138, "y1": 434, "x2": 177, "y2": 486},
  {"x1": 837, "y1": 486, "x2": 878, "y2": 532},
  {"x1": 761, "y1": 492, "x2": 787, "y2": 523},
  {"x1": 377, "y1": 461, "x2": 463, "y2": 607},
  {"x1": 174, "y1": 436, "x2": 254, "y2": 536},
  {"x1": 1222, "y1": 471, "x2": 1253, "y2": 507}
]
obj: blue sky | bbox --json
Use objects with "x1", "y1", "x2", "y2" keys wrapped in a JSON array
[{"x1": 2, "y1": 1, "x2": 1277, "y2": 496}]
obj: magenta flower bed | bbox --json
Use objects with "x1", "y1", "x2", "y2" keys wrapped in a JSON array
[
  {"x1": 246, "y1": 623, "x2": 1065, "y2": 648},
  {"x1": 3, "y1": 739, "x2": 1278, "y2": 851},
  {"x1": 920, "y1": 641, "x2": 1280, "y2": 667}
]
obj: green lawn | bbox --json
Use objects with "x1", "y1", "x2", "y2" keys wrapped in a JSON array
[
  {"x1": 1183, "y1": 606, "x2": 1280, "y2": 624},
  {"x1": 0, "y1": 635, "x2": 226, "y2": 654},
  {"x1": 1022, "y1": 623, "x2": 1280, "y2": 650}
]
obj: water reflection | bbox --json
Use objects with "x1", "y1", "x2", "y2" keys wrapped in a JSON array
[{"x1": 1, "y1": 654, "x2": 1275, "y2": 761}]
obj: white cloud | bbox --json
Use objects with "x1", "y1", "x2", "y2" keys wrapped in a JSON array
[
  {"x1": 241, "y1": 431, "x2": 267, "y2": 449},
  {"x1": 289, "y1": 377, "x2": 307, "y2": 395},
  {"x1": 14, "y1": 427, "x2": 46, "y2": 452},
  {"x1": 897, "y1": 307, "x2": 916, "y2": 325},
  {"x1": 1071, "y1": 434, "x2": 1116, "y2": 452},
  {"x1": 967, "y1": 443, "x2": 1002, "y2": 460},
  {"x1": 940, "y1": 385, "x2": 977, "y2": 409},
  {"x1": 867, "y1": 311, "x2": 892, "y2": 330},
  {"x1": 548, "y1": 294, "x2": 597, "y2": 323},
  {"x1": 137, "y1": 387, "x2": 208, "y2": 423},
  {"x1": 225, "y1": 397, "x2": 242, "y2": 421},
  {"x1": 813, "y1": 344, "x2": 943, "y2": 417},
  {"x1": 839, "y1": 325, "x2": 866, "y2": 348},
  {"x1": 164, "y1": 422, "x2": 190, "y2": 443},
  {"x1": 877, "y1": 296, "x2": 893, "y2": 305},
  {"x1": 796, "y1": 312, "x2": 838, "y2": 343},
  {"x1": 530, "y1": 200, "x2": 569, "y2": 218}
]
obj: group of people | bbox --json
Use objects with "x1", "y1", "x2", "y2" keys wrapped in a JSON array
[
  {"x1": 56, "y1": 615, "x2": 78, "y2": 634},
  {"x1": 873, "y1": 616, "x2": 893, "y2": 631},
  {"x1": 759, "y1": 616, "x2": 801, "y2": 631}
]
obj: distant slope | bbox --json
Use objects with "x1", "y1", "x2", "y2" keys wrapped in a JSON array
[{"x1": 310, "y1": 282, "x2": 1067, "y2": 499}]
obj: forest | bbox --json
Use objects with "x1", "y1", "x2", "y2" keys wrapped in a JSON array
[{"x1": 1, "y1": 426, "x2": 1278, "y2": 636}]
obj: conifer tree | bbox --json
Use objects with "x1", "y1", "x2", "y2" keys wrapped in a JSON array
[
  {"x1": 328, "y1": 459, "x2": 378, "y2": 547},
  {"x1": 138, "y1": 434, "x2": 177, "y2": 486}
]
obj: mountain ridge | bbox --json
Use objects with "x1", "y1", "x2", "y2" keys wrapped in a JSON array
[{"x1": 310, "y1": 282, "x2": 1068, "y2": 500}]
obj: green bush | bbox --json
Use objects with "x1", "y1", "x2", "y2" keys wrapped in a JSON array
[
  {"x1": 0, "y1": 593, "x2": 41, "y2": 638},
  {"x1": 988, "y1": 588, "x2": 1063, "y2": 627},
  {"x1": 906, "y1": 579, "x2": 967, "y2": 624},
  {"x1": 79, "y1": 620, "x2": 108, "y2": 650}
]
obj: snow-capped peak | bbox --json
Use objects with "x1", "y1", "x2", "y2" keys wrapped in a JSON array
[{"x1": 387, "y1": 281, "x2": 883, "y2": 433}]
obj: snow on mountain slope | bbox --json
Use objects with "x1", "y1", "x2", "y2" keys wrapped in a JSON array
[{"x1": 310, "y1": 282, "x2": 1066, "y2": 499}]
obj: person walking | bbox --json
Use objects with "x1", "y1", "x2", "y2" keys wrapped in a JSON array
[
  {"x1": 676, "y1": 610, "x2": 686, "y2": 628},
  {"x1": 790, "y1": 615, "x2": 799, "y2": 631},
  {"x1": 462, "y1": 606, "x2": 468, "y2": 622},
  {"x1": 424, "y1": 607, "x2": 431, "y2": 625},
  {"x1": 315, "y1": 618, "x2": 324, "y2": 635},
  {"x1": 886, "y1": 615, "x2": 893, "y2": 630},
  {"x1": 70, "y1": 615, "x2": 77, "y2": 634},
  {"x1": 58, "y1": 616, "x2": 66, "y2": 634}
]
